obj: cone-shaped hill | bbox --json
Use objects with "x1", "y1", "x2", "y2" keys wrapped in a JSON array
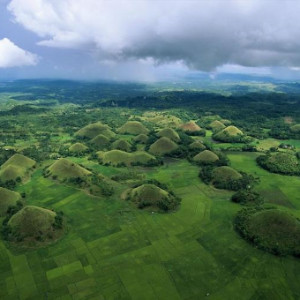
[
  {"x1": 69, "y1": 143, "x2": 88, "y2": 154},
  {"x1": 149, "y1": 137, "x2": 178, "y2": 156},
  {"x1": 213, "y1": 125, "x2": 244, "y2": 142},
  {"x1": 0, "y1": 187, "x2": 21, "y2": 216},
  {"x1": 75, "y1": 122, "x2": 115, "y2": 139},
  {"x1": 158, "y1": 128, "x2": 180, "y2": 142},
  {"x1": 0, "y1": 154, "x2": 36, "y2": 182},
  {"x1": 90, "y1": 134, "x2": 110, "y2": 150},
  {"x1": 236, "y1": 209, "x2": 300, "y2": 257},
  {"x1": 98, "y1": 150, "x2": 156, "y2": 166},
  {"x1": 118, "y1": 121, "x2": 149, "y2": 135},
  {"x1": 180, "y1": 121, "x2": 201, "y2": 132},
  {"x1": 7, "y1": 206, "x2": 64, "y2": 245},
  {"x1": 209, "y1": 120, "x2": 225, "y2": 132},
  {"x1": 126, "y1": 184, "x2": 181, "y2": 212},
  {"x1": 290, "y1": 124, "x2": 300, "y2": 133},
  {"x1": 189, "y1": 141, "x2": 206, "y2": 151},
  {"x1": 112, "y1": 139, "x2": 131, "y2": 152},
  {"x1": 134, "y1": 134, "x2": 148, "y2": 144},
  {"x1": 46, "y1": 158, "x2": 91, "y2": 180},
  {"x1": 194, "y1": 150, "x2": 219, "y2": 164}
]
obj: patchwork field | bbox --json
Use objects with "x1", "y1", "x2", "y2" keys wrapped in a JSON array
[{"x1": 0, "y1": 157, "x2": 299, "y2": 299}]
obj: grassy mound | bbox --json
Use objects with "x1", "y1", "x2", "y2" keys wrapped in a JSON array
[
  {"x1": 235, "y1": 208, "x2": 300, "y2": 256},
  {"x1": 118, "y1": 121, "x2": 149, "y2": 135},
  {"x1": 213, "y1": 166, "x2": 242, "y2": 182},
  {"x1": 47, "y1": 158, "x2": 91, "y2": 180},
  {"x1": 0, "y1": 187, "x2": 21, "y2": 216},
  {"x1": 0, "y1": 165, "x2": 23, "y2": 182},
  {"x1": 157, "y1": 128, "x2": 180, "y2": 142},
  {"x1": 75, "y1": 122, "x2": 115, "y2": 139},
  {"x1": 180, "y1": 121, "x2": 201, "y2": 132},
  {"x1": 213, "y1": 125, "x2": 244, "y2": 142},
  {"x1": 209, "y1": 120, "x2": 225, "y2": 132},
  {"x1": 194, "y1": 150, "x2": 219, "y2": 164},
  {"x1": 134, "y1": 134, "x2": 149, "y2": 144},
  {"x1": 112, "y1": 139, "x2": 131, "y2": 152},
  {"x1": 290, "y1": 124, "x2": 300, "y2": 133},
  {"x1": 141, "y1": 112, "x2": 182, "y2": 128},
  {"x1": 149, "y1": 137, "x2": 178, "y2": 156},
  {"x1": 0, "y1": 154, "x2": 36, "y2": 182},
  {"x1": 69, "y1": 143, "x2": 88, "y2": 154},
  {"x1": 127, "y1": 184, "x2": 180, "y2": 212},
  {"x1": 90, "y1": 134, "x2": 110, "y2": 149},
  {"x1": 189, "y1": 141, "x2": 206, "y2": 151},
  {"x1": 6, "y1": 206, "x2": 64, "y2": 245},
  {"x1": 100, "y1": 150, "x2": 156, "y2": 166},
  {"x1": 2, "y1": 154, "x2": 35, "y2": 170},
  {"x1": 257, "y1": 152, "x2": 300, "y2": 175}
]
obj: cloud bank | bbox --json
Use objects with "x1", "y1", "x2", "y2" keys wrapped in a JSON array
[
  {"x1": 0, "y1": 38, "x2": 39, "y2": 68},
  {"x1": 7, "y1": 0, "x2": 300, "y2": 71}
]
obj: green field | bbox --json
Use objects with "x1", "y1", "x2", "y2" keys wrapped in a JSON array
[{"x1": 0, "y1": 157, "x2": 297, "y2": 299}]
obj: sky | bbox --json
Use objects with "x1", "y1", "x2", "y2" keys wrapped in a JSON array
[{"x1": 1, "y1": 0, "x2": 300, "y2": 81}]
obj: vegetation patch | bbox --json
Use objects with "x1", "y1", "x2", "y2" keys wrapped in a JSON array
[
  {"x1": 189, "y1": 140, "x2": 206, "y2": 151},
  {"x1": 180, "y1": 121, "x2": 201, "y2": 132},
  {"x1": 231, "y1": 189, "x2": 263, "y2": 206},
  {"x1": 256, "y1": 152, "x2": 300, "y2": 175},
  {"x1": 290, "y1": 124, "x2": 300, "y2": 133},
  {"x1": 235, "y1": 208, "x2": 300, "y2": 257},
  {"x1": 209, "y1": 120, "x2": 225, "y2": 132}
]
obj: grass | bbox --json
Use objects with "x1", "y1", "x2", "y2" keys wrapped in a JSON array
[
  {"x1": 193, "y1": 150, "x2": 219, "y2": 163},
  {"x1": 157, "y1": 128, "x2": 180, "y2": 142},
  {"x1": 0, "y1": 158, "x2": 298, "y2": 299}
]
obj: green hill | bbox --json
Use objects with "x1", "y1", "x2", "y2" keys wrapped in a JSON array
[
  {"x1": 290, "y1": 124, "x2": 300, "y2": 133},
  {"x1": 189, "y1": 141, "x2": 206, "y2": 151},
  {"x1": 112, "y1": 139, "x2": 131, "y2": 152},
  {"x1": 157, "y1": 128, "x2": 180, "y2": 142},
  {"x1": 257, "y1": 152, "x2": 300, "y2": 175},
  {"x1": 213, "y1": 125, "x2": 244, "y2": 142},
  {"x1": 212, "y1": 166, "x2": 242, "y2": 183},
  {"x1": 149, "y1": 137, "x2": 178, "y2": 156},
  {"x1": 0, "y1": 154, "x2": 36, "y2": 182},
  {"x1": 134, "y1": 134, "x2": 149, "y2": 144},
  {"x1": 118, "y1": 121, "x2": 149, "y2": 135},
  {"x1": 75, "y1": 122, "x2": 115, "y2": 139},
  {"x1": 100, "y1": 150, "x2": 156, "y2": 166},
  {"x1": 0, "y1": 187, "x2": 21, "y2": 216},
  {"x1": 193, "y1": 150, "x2": 219, "y2": 164},
  {"x1": 47, "y1": 158, "x2": 91, "y2": 180},
  {"x1": 236, "y1": 209, "x2": 300, "y2": 257},
  {"x1": 7, "y1": 206, "x2": 64, "y2": 245},
  {"x1": 209, "y1": 120, "x2": 225, "y2": 132},
  {"x1": 127, "y1": 184, "x2": 180, "y2": 212},
  {"x1": 69, "y1": 143, "x2": 88, "y2": 154},
  {"x1": 2, "y1": 154, "x2": 35, "y2": 170},
  {"x1": 90, "y1": 134, "x2": 110, "y2": 150}
]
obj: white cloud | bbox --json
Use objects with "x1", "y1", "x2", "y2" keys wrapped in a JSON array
[
  {"x1": 0, "y1": 38, "x2": 39, "y2": 68},
  {"x1": 6, "y1": 0, "x2": 300, "y2": 71}
]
